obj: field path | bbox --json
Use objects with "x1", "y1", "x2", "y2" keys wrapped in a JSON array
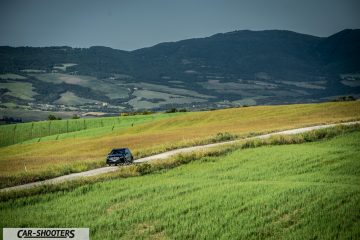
[{"x1": 1, "y1": 121, "x2": 359, "y2": 192}]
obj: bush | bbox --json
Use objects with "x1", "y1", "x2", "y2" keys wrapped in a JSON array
[
  {"x1": 141, "y1": 110, "x2": 153, "y2": 115},
  {"x1": 136, "y1": 163, "x2": 152, "y2": 175},
  {"x1": 211, "y1": 132, "x2": 237, "y2": 143},
  {"x1": 241, "y1": 140, "x2": 257, "y2": 149},
  {"x1": 121, "y1": 111, "x2": 153, "y2": 116},
  {"x1": 48, "y1": 114, "x2": 57, "y2": 120},
  {"x1": 48, "y1": 114, "x2": 61, "y2": 120},
  {"x1": 176, "y1": 153, "x2": 197, "y2": 164},
  {"x1": 331, "y1": 96, "x2": 356, "y2": 102},
  {"x1": 268, "y1": 135, "x2": 304, "y2": 145}
]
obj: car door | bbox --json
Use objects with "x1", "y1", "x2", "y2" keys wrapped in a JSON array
[
  {"x1": 127, "y1": 149, "x2": 133, "y2": 161},
  {"x1": 125, "y1": 149, "x2": 131, "y2": 161}
]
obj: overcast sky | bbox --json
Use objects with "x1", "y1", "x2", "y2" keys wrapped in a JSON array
[{"x1": 0, "y1": 0, "x2": 359, "y2": 51}]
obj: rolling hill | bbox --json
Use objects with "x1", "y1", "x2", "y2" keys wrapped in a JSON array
[
  {"x1": 0, "y1": 29, "x2": 360, "y2": 116},
  {"x1": 0, "y1": 101, "x2": 359, "y2": 188},
  {"x1": 1, "y1": 126, "x2": 359, "y2": 239}
]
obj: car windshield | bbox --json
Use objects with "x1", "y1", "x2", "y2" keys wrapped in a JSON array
[{"x1": 110, "y1": 149, "x2": 125, "y2": 155}]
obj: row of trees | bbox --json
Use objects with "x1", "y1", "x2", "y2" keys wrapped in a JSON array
[
  {"x1": 165, "y1": 108, "x2": 188, "y2": 113},
  {"x1": 0, "y1": 116, "x2": 23, "y2": 124},
  {"x1": 121, "y1": 108, "x2": 188, "y2": 116},
  {"x1": 48, "y1": 114, "x2": 80, "y2": 120}
]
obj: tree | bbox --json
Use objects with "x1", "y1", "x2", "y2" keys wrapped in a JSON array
[
  {"x1": 48, "y1": 114, "x2": 62, "y2": 120},
  {"x1": 48, "y1": 114, "x2": 57, "y2": 120}
]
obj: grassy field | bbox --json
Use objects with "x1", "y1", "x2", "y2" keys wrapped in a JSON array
[
  {"x1": 0, "y1": 81, "x2": 37, "y2": 101},
  {"x1": 1, "y1": 129, "x2": 358, "y2": 239},
  {"x1": 30, "y1": 73, "x2": 130, "y2": 99},
  {"x1": 54, "y1": 91, "x2": 98, "y2": 105},
  {"x1": 0, "y1": 113, "x2": 181, "y2": 147},
  {"x1": 0, "y1": 101, "x2": 359, "y2": 188},
  {"x1": 128, "y1": 89, "x2": 207, "y2": 109},
  {"x1": 0, "y1": 73, "x2": 27, "y2": 80}
]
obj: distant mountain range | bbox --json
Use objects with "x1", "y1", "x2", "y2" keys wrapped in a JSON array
[{"x1": 0, "y1": 29, "x2": 359, "y2": 114}]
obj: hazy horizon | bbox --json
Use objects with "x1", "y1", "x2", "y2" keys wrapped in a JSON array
[
  {"x1": 0, "y1": 28, "x2": 358, "y2": 51},
  {"x1": 1, "y1": 0, "x2": 360, "y2": 50}
]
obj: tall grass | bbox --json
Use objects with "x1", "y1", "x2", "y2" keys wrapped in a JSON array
[{"x1": 0, "y1": 129, "x2": 359, "y2": 239}]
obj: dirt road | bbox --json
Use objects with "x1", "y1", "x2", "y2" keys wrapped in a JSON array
[{"x1": 1, "y1": 121, "x2": 358, "y2": 192}]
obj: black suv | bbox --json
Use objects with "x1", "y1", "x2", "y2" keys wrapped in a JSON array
[{"x1": 106, "y1": 148, "x2": 134, "y2": 165}]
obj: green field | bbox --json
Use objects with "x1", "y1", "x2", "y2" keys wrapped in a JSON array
[
  {"x1": 30, "y1": 73, "x2": 130, "y2": 99},
  {"x1": 54, "y1": 91, "x2": 98, "y2": 105},
  {"x1": 0, "y1": 81, "x2": 37, "y2": 101},
  {"x1": 128, "y1": 89, "x2": 207, "y2": 109},
  {"x1": 0, "y1": 73, "x2": 27, "y2": 80},
  {"x1": 0, "y1": 113, "x2": 182, "y2": 147},
  {"x1": 1, "y1": 129, "x2": 358, "y2": 239}
]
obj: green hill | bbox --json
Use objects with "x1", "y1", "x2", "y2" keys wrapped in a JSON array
[{"x1": 1, "y1": 29, "x2": 359, "y2": 113}]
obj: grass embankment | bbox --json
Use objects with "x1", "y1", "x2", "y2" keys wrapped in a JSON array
[
  {"x1": 0, "y1": 101, "x2": 359, "y2": 188},
  {"x1": 1, "y1": 126, "x2": 359, "y2": 239}
]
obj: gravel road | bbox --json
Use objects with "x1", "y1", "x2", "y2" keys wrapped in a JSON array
[{"x1": 1, "y1": 121, "x2": 358, "y2": 192}]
